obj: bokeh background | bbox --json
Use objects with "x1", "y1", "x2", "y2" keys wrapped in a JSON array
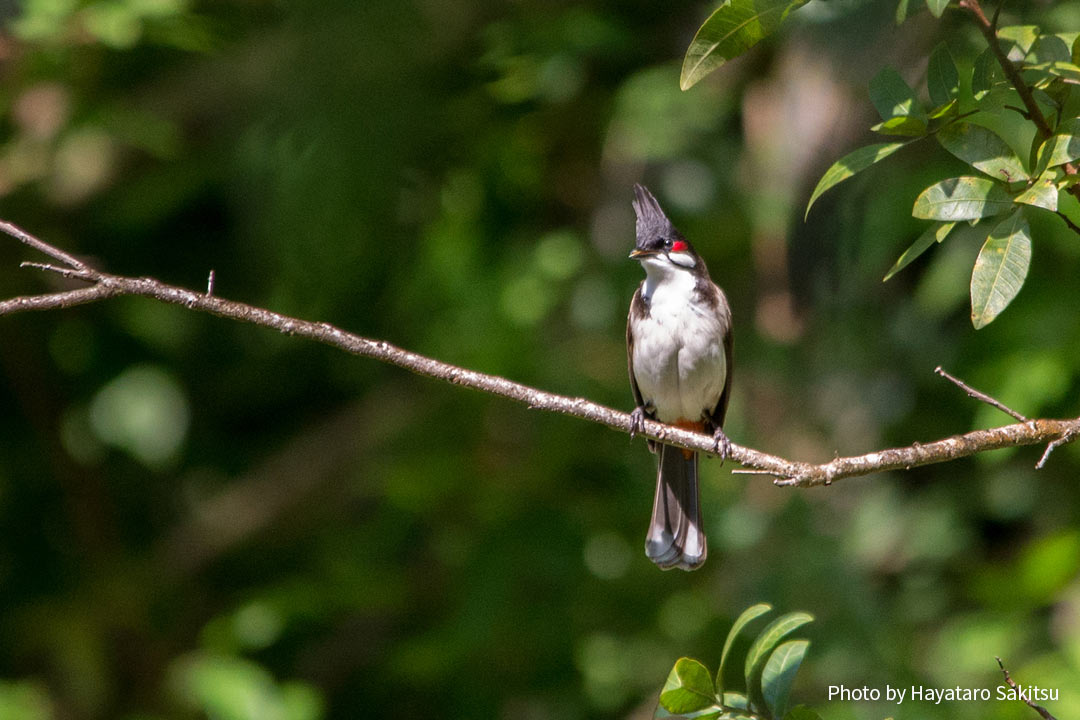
[{"x1": 1, "y1": 0, "x2": 1079, "y2": 718}]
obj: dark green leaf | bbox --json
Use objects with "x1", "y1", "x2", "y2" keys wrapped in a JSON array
[
  {"x1": 927, "y1": 43, "x2": 959, "y2": 107},
  {"x1": 871, "y1": 115, "x2": 928, "y2": 137},
  {"x1": 805, "y1": 142, "x2": 908, "y2": 218},
  {"x1": 869, "y1": 67, "x2": 924, "y2": 121},
  {"x1": 912, "y1": 176, "x2": 1014, "y2": 220},
  {"x1": 784, "y1": 707, "x2": 824, "y2": 720},
  {"x1": 718, "y1": 603, "x2": 772, "y2": 693},
  {"x1": 925, "y1": 0, "x2": 948, "y2": 18},
  {"x1": 894, "y1": 0, "x2": 924, "y2": 24},
  {"x1": 970, "y1": 210, "x2": 1032, "y2": 329},
  {"x1": 936, "y1": 122, "x2": 1028, "y2": 182},
  {"x1": 681, "y1": 0, "x2": 810, "y2": 90},
  {"x1": 1073, "y1": 34, "x2": 1080, "y2": 65},
  {"x1": 1014, "y1": 174, "x2": 1059, "y2": 211},
  {"x1": 744, "y1": 612, "x2": 813, "y2": 711},
  {"x1": 660, "y1": 658, "x2": 717, "y2": 714},
  {"x1": 762, "y1": 640, "x2": 809, "y2": 719},
  {"x1": 883, "y1": 221, "x2": 955, "y2": 281},
  {"x1": 972, "y1": 48, "x2": 1003, "y2": 100},
  {"x1": 1027, "y1": 33, "x2": 1074, "y2": 64}
]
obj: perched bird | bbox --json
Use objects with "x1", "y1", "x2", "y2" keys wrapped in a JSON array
[{"x1": 626, "y1": 184, "x2": 733, "y2": 571}]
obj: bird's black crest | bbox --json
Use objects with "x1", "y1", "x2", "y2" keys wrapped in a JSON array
[{"x1": 632, "y1": 184, "x2": 679, "y2": 248}]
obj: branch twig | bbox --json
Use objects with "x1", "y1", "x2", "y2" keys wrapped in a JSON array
[
  {"x1": 957, "y1": 0, "x2": 1052, "y2": 140},
  {"x1": 935, "y1": 366, "x2": 1028, "y2": 422},
  {"x1": 996, "y1": 657, "x2": 1058, "y2": 720},
  {"x1": 2, "y1": 222, "x2": 1078, "y2": 487}
]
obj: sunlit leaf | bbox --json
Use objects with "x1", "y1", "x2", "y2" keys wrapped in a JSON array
[
  {"x1": 970, "y1": 210, "x2": 1032, "y2": 329},
  {"x1": 871, "y1": 115, "x2": 928, "y2": 137},
  {"x1": 744, "y1": 612, "x2": 813, "y2": 711},
  {"x1": 1014, "y1": 174, "x2": 1059, "y2": 212},
  {"x1": 805, "y1": 142, "x2": 908, "y2": 218},
  {"x1": 883, "y1": 221, "x2": 956, "y2": 281},
  {"x1": 869, "y1": 67, "x2": 924, "y2": 121},
  {"x1": 928, "y1": 98, "x2": 959, "y2": 120},
  {"x1": 1036, "y1": 118, "x2": 1080, "y2": 171},
  {"x1": 927, "y1": 43, "x2": 959, "y2": 107},
  {"x1": 660, "y1": 658, "x2": 717, "y2": 714},
  {"x1": 680, "y1": 0, "x2": 810, "y2": 90},
  {"x1": 925, "y1": 0, "x2": 949, "y2": 18},
  {"x1": 723, "y1": 692, "x2": 749, "y2": 710},
  {"x1": 936, "y1": 123, "x2": 1028, "y2": 182},
  {"x1": 1026, "y1": 61, "x2": 1080, "y2": 85},
  {"x1": 912, "y1": 176, "x2": 1014, "y2": 220},
  {"x1": 762, "y1": 640, "x2": 809, "y2": 719},
  {"x1": 998, "y1": 25, "x2": 1040, "y2": 58}
]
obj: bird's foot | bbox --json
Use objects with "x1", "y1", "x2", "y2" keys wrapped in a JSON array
[
  {"x1": 712, "y1": 427, "x2": 732, "y2": 462},
  {"x1": 629, "y1": 406, "x2": 648, "y2": 440}
]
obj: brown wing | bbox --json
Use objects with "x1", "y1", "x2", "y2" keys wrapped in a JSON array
[
  {"x1": 627, "y1": 285, "x2": 657, "y2": 452},
  {"x1": 707, "y1": 285, "x2": 733, "y2": 431},
  {"x1": 626, "y1": 285, "x2": 647, "y2": 412}
]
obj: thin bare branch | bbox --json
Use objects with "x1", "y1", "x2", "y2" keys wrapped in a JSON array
[
  {"x1": 996, "y1": 657, "x2": 1058, "y2": 720},
  {"x1": 935, "y1": 365, "x2": 1028, "y2": 422},
  {"x1": 2, "y1": 221, "x2": 1079, "y2": 488},
  {"x1": 0, "y1": 220, "x2": 88, "y2": 271},
  {"x1": 1036, "y1": 428, "x2": 1077, "y2": 470}
]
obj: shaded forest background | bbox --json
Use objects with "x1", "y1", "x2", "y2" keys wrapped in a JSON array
[{"x1": 1, "y1": 0, "x2": 1079, "y2": 718}]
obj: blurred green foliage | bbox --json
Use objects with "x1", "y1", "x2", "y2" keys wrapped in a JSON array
[{"x1": 0, "y1": 1, "x2": 1079, "y2": 719}]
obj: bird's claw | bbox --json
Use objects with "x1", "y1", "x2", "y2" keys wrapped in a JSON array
[
  {"x1": 629, "y1": 407, "x2": 647, "y2": 440},
  {"x1": 712, "y1": 428, "x2": 732, "y2": 462}
]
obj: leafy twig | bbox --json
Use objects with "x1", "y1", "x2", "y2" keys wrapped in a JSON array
[
  {"x1": 995, "y1": 657, "x2": 1058, "y2": 720},
  {"x1": 2, "y1": 222, "x2": 1079, "y2": 488}
]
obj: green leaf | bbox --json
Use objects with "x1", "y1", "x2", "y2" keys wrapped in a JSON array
[
  {"x1": 680, "y1": 0, "x2": 810, "y2": 90},
  {"x1": 869, "y1": 67, "x2": 924, "y2": 121},
  {"x1": 1026, "y1": 61, "x2": 1080, "y2": 85},
  {"x1": 1014, "y1": 174, "x2": 1059, "y2": 212},
  {"x1": 762, "y1": 640, "x2": 810, "y2": 719},
  {"x1": 925, "y1": 0, "x2": 949, "y2": 18},
  {"x1": 1036, "y1": 118, "x2": 1080, "y2": 170},
  {"x1": 722, "y1": 692, "x2": 749, "y2": 710},
  {"x1": 927, "y1": 43, "x2": 959, "y2": 107},
  {"x1": 744, "y1": 612, "x2": 813, "y2": 711},
  {"x1": 1074, "y1": 34, "x2": 1080, "y2": 65},
  {"x1": 871, "y1": 115, "x2": 928, "y2": 137},
  {"x1": 1027, "y1": 33, "x2": 1073, "y2": 64},
  {"x1": 784, "y1": 707, "x2": 824, "y2": 720},
  {"x1": 912, "y1": 176, "x2": 1014, "y2": 220},
  {"x1": 805, "y1": 142, "x2": 908, "y2": 218},
  {"x1": 972, "y1": 48, "x2": 1003, "y2": 100},
  {"x1": 883, "y1": 221, "x2": 956, "y2": 281},
  {"x1": 718, "y1": 604, "x2": 772, "y2": 693},
  {"x1": 660, "y1": 658, "x2": 717, "y2": 714},
  {"x1": 970, "y1": 210, "x2": 1032, "y2": 329},
  {"x1": 928, "y1": 98, "x2": 959, "y2": 120},
  {"x1": 936, "y1": 122, "x2": 1028, "y2": 182},
  {"x1": 998, "y1": 25, "x2": 1040, "y2": 58}
]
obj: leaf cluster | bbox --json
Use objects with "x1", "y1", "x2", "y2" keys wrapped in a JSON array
[
  {"x1": 682, "y1": 1, "x2": 1080, "y2": 329},
  {"x1": 654, "y1": 604, "x2": 817, "y2": 720}
]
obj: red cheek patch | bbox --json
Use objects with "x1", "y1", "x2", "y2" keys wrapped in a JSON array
[{"x1": 671, "y1": 240, "x2": 688, "y2": 252}]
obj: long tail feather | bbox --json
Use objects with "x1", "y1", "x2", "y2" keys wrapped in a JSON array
[{"x1": 645, "y1": 445, "x2": 706, "y2": 571}]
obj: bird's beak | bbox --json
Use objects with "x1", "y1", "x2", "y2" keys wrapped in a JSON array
[{"x1": 629, "y1": 248, "x2": 655, "y2": 259}]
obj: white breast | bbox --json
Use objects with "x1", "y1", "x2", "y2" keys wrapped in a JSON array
[{"x1": 631, "y1": 264, "x2": 726, "y2": 424}]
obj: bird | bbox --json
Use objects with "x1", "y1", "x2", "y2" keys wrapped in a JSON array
[{"x1": 626, "y1": 183, "x2": 733, "y2": 571}]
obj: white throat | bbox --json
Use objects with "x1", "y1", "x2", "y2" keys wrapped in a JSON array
[{"x1": 640, "y1": 256, "x2": 697, "y2": 306}]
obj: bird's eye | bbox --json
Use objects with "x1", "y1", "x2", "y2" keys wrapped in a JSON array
[{"x1": 663, "y1": 238, "x2": 673, "y2": 249}]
